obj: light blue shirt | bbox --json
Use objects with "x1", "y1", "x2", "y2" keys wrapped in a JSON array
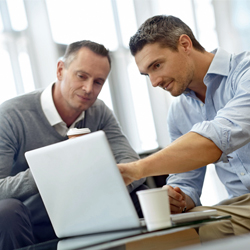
[{"x1": 167, "y1": 48, "x2": 250, "y2": 206}]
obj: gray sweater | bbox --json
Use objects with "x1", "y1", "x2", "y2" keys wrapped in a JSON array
[{"x1": 0, "y1": 90, "x2": 144, "y2": 202}]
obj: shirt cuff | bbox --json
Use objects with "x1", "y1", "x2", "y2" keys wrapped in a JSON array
[{"x1": 191, "y1": 121, "x2": 231, "y2": 163}]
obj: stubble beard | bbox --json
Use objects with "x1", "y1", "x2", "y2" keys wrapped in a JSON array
[{"x1": 171, "y1": 67, "x2": 194, "y2": 97}]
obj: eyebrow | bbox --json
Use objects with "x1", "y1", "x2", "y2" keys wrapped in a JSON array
[
  {"x1": 77, "y1": 70, "x2": 106, "y2": 82},
  {"x1": 140, "y1": 59, "x2": 158, "y2": 76},
  {"x1": 96, "y1": 77, "x2": 106, "y2": 83},
  {"x1": 76, "y1": 70, "x2": 90, "y2": 76},
  {"x1": 147, "y1": 59, "x2": 158, "y2": 70}
]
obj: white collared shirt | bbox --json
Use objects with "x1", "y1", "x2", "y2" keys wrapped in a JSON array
[{"x1": 40, "y1": 83, "x2": 85, "y2": 137}]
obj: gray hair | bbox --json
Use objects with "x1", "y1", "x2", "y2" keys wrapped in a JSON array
[{"x1": 63, "y1": 40, "x2": 111, "y2": 68}]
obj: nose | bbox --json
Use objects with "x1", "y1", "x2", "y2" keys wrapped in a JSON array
[
  {"x1": 82, "y1": 79, "x2": 93, "y2": 94},
  {"x1": 149, "y1": 74, "x2": 162, "y2": 88}
]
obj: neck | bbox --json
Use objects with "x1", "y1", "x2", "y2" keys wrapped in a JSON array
[
  {"x1": 188, "y1": 50, "x2": 214, "y2": 103},
  {"x1": 52, "y1": 82, "x2": 81, "y2": 127}
]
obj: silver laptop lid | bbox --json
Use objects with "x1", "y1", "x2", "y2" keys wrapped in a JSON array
[{"x1": 25, "y1": 130, "x2": 140, "y2": 238}]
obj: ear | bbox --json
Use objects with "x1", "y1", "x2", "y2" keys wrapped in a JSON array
[
  {"x1": 178, "y1": 34, "x2": 192, "y2": 53},
  {"x1": 57, "y1": 60, "x2": 65, "y2": 81}
]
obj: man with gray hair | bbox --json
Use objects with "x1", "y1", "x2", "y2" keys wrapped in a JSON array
[
  {"x1": 0, "y1": 40, "x2": 146, "y2": 249},
  {"x1": 119, "y1": 15, "x2": 250, "y2": 242}
]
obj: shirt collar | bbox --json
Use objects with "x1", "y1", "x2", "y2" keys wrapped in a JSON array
[
  {"x1": 41, "y1": 83, "x2": 85, "y2": 127},
  {"x1": 206, "y1": 47, "x2": 231, "y2": 76},
  {"x1": 184, "y1": 48, "x2": 231, "y2": 97}
]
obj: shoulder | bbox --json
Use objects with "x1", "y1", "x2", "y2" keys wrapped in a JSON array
[
  {"x1": 230, "y1": 51, "x2": 250, "y2": 76},
  {"x1": 91, "y1": 98, "x2": 106, "y2": 108},
  {"x1": 232, "y1": 51, "x2": 250, "y2": 65},
  {"x1": 0, "y1": 90, "x2": 43, "y2": 113},
  {"x1": 84, "y1": 99, "x2": 117, "y2": 131},
  {"x1": 87, "y1": 98, "x2": 112, "y2": 116},
  {"x1": 228, "y1": 51, "x2": 250, "y2": 91}
]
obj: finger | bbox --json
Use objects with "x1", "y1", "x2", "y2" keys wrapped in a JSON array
[
  {"x1": 162, "y1": 186, "x2": 187, "y2": 214},
  {"x1": 173, "y1": 186, "x2": 182, "y2": 194},
  {"x1": 162, "y1": 185, "x2": 176, "y2": 194},
  {"x1": 169, "y1": 196, "x2": 186, "y2": 209},
  {"x1": 173, "y1": 186, "x2": 186, "y2": 199},
  {"x1": 167, "y1": 186, "x2": 183, "y2": 202},
  {"x1": 163, "y1": 185, "x2": 180, "y2": 200},
  {"x1": 117, "y1": 164, "x2": 124, "y2": 173},
  {"x1": 170, "y1": 204, "x2": 186, "y2": 214},
  {"x1": 123, "y1": 176, "x2": 133, "y2": 186},
  {"x1": 163, "y1": 185, "x2": 184, "y2": 205},
  {"x1": 163, "y1": 186, "x2": 185, "y2": 213}
]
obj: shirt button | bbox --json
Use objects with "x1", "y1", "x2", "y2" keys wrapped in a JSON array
[
  {"x1": 240, "y1": 172, "x2": 245, "y2": 176},
  {"x1": 200, "y1": 103, "x2": 204, "y2": 107}
]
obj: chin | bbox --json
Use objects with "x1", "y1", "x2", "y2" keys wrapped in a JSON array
[
  {"x1": 170, "y1": 87, "x2": 186, "y2": 97},
  {"x1": 170, "y1": 91, "x2": 182, "y2": 97}
]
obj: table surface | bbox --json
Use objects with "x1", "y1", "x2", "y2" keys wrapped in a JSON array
[{"x1": 17, "y1": 215, "x2": 231, "y2": 250}]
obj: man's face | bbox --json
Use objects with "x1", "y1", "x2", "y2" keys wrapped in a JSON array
[
  {"x1": 134, "y1": 42, "x2": 195, "y2": 97},
  {"x1": 56, "y1": 47, "x2": 110, "y2": 113}
]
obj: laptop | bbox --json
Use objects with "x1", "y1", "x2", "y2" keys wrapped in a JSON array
[
  {"x1": 25, "y1": 130, "x2": 217, "y2": 239},
  {"x1": 25, "y1": 131, "x2": 142, "y2": 238}
]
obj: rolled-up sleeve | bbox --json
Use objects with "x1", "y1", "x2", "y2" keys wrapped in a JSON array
[
  {"x1": 166, "y1": 50, "x2": 250, "y2": 205},
  {"x1": 191, "y1": 67, "x2": 250, "y2": 163}
]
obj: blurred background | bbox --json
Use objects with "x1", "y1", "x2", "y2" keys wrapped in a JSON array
[{"x1": 0, "y1": 0, "x2": 249, "y2": 205}]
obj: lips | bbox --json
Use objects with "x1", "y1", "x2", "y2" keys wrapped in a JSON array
[
  {"x1": 163, "y1": 80, "x2": 173, "y2": 90},
  {"x1": 77, "y1": 94, "x2": 90, "y2": 101}
]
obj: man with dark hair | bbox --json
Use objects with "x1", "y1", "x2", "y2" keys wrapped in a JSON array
[
  {"x1": 0, "y1": 40, "x2": 146, "y2": 249},
  {"x1": 129, "y1": 15, "x2": 205, "y2": 55},
  {"x1": 119, "y1": 15, "x2": 250, "y2": 241}
]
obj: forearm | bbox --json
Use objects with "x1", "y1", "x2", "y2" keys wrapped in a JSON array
[
  {"x1": 138, "y1": 132, "x2": 222, "y2": 178},
  {"x1": 0, "y1": 169, "x2": 38, "y2": 201}
]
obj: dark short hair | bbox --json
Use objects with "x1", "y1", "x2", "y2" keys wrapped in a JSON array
[
  {"x1": 129, "y1": 15, "x2": 205, "y2": 56},
  {"x1": 63, "y1": 40, "x2": 111, "y2": 68}
]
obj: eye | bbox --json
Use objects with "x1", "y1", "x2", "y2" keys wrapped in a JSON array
[
  {"x1": 94, "y1": 80, "x2": 103, "y2": 86},
  {"x1": 154, "y1": 63, "x2": 160, "y2": 69},
  {"x1": 77, "y1": 73, "x2": 87, "y2": 80}
]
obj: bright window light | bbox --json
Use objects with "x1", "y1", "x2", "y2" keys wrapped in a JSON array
[
  {"x1": 230, "y1": 0, "x2": 250, "y2": 51},
  {"x1": 0, "y1": 50, "x2": 16, "y2": 104},
  {"x1": 155, "y1": 0, "x2": 196, "y2": 33},
  {"x1": 128, "y1": 61, "x2": 158, "y2": 152},
  {"x1": 98, "y1": 79, "x2": 113, "y2": 111},
  {"x1": 18, "y1": 52, "x2": 35, "y2": 93},
  {"x1": 116, "y1": 0, "x2": 137, "y2": 48},
  {"x1": 0, "y1": 12, "x2": 3, "y2": 32},
  {"x1": 231, "y1": 0, "x2": 250, "y2": 28},
  {"x1": 45, "y1": 0, "x2": 118, "y2": 51},
  {"x1": 194, "y1": 0, "x2": 218, "y2": 51},
  {"x1": 155, "y1": 0, "x2": 218, "y2": 53},
  {"x1": 6, "y1": 0, "x2": 28, "y2": 31},
  {"x1": 200, "y1": 164, "x2": 228, "y2": 206}
]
